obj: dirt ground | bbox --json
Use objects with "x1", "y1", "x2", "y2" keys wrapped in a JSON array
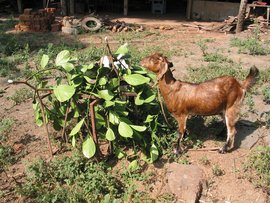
[{"x1": 0, "y1": 16, "x2": 270, "y2": 202}]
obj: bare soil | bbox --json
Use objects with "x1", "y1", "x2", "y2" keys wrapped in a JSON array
[{"x1": 0, "y1": 17, "x2": 269, "y2": 202}]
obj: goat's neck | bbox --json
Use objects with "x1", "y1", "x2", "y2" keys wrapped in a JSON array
[{"x1": 158, "y1": 70, "x2": 178, "y2": 94}]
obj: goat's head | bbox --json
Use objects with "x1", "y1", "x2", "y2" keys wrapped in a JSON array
[{"x1": 140, "y1": 53, "x2": 173, "y2": 80}]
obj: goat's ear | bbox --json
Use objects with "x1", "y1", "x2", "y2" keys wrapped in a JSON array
[{"x1": 157, "y1": 62, "x2": 168, "y2": 80}]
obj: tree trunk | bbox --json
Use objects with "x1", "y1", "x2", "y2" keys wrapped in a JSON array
[
  {"x1": 236, "y1": 0, "x2": 248, "y2": 33},
  {"x1": 17, "y1": 0, "x2": 23, "y2": 13},
  {"x1": 69, "y1": 0, "x2": 75, "y2": 15}
]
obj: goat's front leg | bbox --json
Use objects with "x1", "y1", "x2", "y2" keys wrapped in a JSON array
[{"x1": 174, "y1": 115, "x2": 188, "y2": 155}]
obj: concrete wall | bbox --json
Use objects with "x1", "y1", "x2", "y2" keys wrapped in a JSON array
[{"x1": 192, "y1": 0, "x2": 240, "y2": 21}]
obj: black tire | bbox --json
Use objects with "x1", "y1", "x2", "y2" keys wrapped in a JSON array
[{"x1": 81, "y1": 17, "x2": 102, "y2": 32}]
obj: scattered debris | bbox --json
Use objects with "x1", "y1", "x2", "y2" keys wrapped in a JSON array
[
  {"x1": 106, "y1": 20, "x2": 144, "y2": 32},
  {"x1": 182, "y1": 14, "x2": 270, "y2": 33},
  {"x1": 15, "y1": 8, "x2": 60, "y2": 32}
]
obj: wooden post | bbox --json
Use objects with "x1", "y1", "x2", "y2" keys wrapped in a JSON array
[
  {"x1": 186, "y1": 0, "x2": 193, "y2": 19},
  {"x1": 70, "y1": 0, "x2": 75, "y2": 15},
  {"x1": 60, "y1": 0, "x2": 68, "y2": 16},
  {"x1": 17, "y1": 0, "x2": 23, "y2": 13},
  {"x1": 236, "y1": 0, "x2": 248, "y2": 33},
  {"x1": 43, "y1": 0, "x2": 47, "y2": 8},
  {"x1": 124, "y1": 0, "x2": 128, "y2": 16}
]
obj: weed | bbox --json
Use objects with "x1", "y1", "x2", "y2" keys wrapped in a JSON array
[
  {"x1": 212, "y1": 164, "x2": 224, "y2": 176},
  {"x1": 244, "y1": 146, "x2": 270, "y2": 193},
  {"x1": 0, "y1": 118, "x2": 14, "y2": 141},
  {"x1": 199, "y1": 155, "x2": 210, "y2": 165},
  {"x1": 8, "y1": 88, "x2": 33, "y2": 105},
  {"x1": 245, "y1": 93, "x2": 256, "y2": 113},
  {"x1": 262, "y1": 86, "x2": 270, "y2": 104},
  {"x1": 260, "y1": 111, "x2": 270, "y2": 128},
  {"x1": 0, "y1": 144, "x2": 15, "y2": 171},
  {"x1": 157, "y1": 193, "x2": 176, "y2": 202},
  {"x1": 196, "y1": 39, "x2": 208, "y2": 56}
]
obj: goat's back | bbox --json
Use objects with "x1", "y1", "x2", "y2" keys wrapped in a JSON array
[{"x1": 161, "y1": 76, "x2": 245, "y2": 116}]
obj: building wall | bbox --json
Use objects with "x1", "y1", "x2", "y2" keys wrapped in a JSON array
[{"x1": 192, "y1": 0, "x2": 240, "y2": 21}]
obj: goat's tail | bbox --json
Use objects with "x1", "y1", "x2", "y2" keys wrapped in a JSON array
[{"x1": 242, "y1": 66, "x2": 259, "y2": 90}]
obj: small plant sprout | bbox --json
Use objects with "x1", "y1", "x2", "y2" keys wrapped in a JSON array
[{"x1": 212, "y1": 164, "x2": 224, "y2": 176}]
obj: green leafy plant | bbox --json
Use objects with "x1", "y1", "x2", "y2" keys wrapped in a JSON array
[
  {"x1": 244, "y1": 146, "x2": 270, "y2": 194},
  {"x1": 11, "y1": 44, "x2": 175, "y2": 161}
]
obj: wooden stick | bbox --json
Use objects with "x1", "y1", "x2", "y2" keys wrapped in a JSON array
[{"x1": 188, "y1": 147, "x2": 220, "y2": 152}]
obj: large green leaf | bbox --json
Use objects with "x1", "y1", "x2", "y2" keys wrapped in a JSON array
[
  {"x1": 105, "y1": 128, "x2": 115, "y2": 141},
  {"x1": 82, "y1": 136, "x2": 96, "y2": 158},
  {"x1": 55, "y1": 50, "x2": 70, "y2": 66},
  {"x1": 123, "y1": 74, "x2": 150, "y2": 86},
  {"x1": 115, "y1": 44, "x2": 128, "y2": 55},
  {"x1": 40, "y1": 54, "x2": 49, "y2": 69},
  {"x1": 69, "y1": 118, "x2": 85, "y2": 136},
  {"x1": 128, "y1": 160, "x2": 139, "y2": 171},
  {"x1": 135, "y1": 91, "x2": 144, "y2": 105},
  {"x1": 62, "y1": 62, "x2": 74, "y2": 72},
  {"x1": 98, "y1": 89, "x2": 114, "y2": 101},
  {"x1": 118, "y1": 121, "x2": 133, "y2": 138},
  {"x1": 81, "y1": 63, "x2": 94, "y2": 73},
  {"x1": 53, "y1": 85, "x2": 75, "y2": 102},
  {"x1": 130, "y1": 125, "x2": 147, "y2": 132},
  {"x1": 109, "y1": 111, "x2": 119, "y2": 125},
  {"x1": 150, "y1": 144, "x2": 159, "y2": 163}
]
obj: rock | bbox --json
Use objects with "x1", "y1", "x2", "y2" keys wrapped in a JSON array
[{"x1": 166, "y1": 163, "x2": 205, "y2": 203}]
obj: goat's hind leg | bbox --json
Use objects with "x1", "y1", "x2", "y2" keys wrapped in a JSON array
[{"x1": 219, "y1": 109, "x2": 237, "y2": 153}]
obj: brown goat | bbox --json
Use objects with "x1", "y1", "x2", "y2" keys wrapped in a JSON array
[{"x1": 141, "y1": 53, "x2": 259, "y2": 154}]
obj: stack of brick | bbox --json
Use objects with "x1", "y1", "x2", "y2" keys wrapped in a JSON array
[{"x1": 15, "y1": 8, "x2": 61, "y2": 32}]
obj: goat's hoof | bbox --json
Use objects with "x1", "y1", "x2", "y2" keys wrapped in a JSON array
[
  {"x1": 173, "y1": 148, "x2": 180, "y2": 155},
  {"x1": 218, "y1": 147, "x2": 227, "y2": 154}
]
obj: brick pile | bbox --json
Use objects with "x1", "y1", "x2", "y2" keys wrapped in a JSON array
[{"x1": 15, "y1": 8, "x2": 61, "y2": 32}]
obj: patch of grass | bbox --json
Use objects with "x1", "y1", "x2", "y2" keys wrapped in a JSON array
[
  {"x1": 230, "y1": 36, "x2": 270, "y2": 55},
  {"x1": 244, "y1": 146, "x2": 270, "y2": 194},
  {"x1": 8, "y1": 88, "x2": 33, "y2": 105},
  {"x1": 0, "y1": 17, "x2": 17, "y2": 33},
  {"x1": 0, "y1": 144, "x2": 15, "y2": 171},
  {"x1": 212, "y1": 164, "x2": 224, "y2": 176},
  {"x1": 18, "y1": 153, "x2": 124, "y2": 202},
  {"x1": 0, "y1": 118, "x2": 14, "y2": 141},
  {"x1": 186, "y1": 62, "x2": 246, "y2": 83},
  {"x1": 203, "y1": 53, "x2": 232, "y2": 63},
  {"x1": 262, "y1": 86, "x2": 270, "y2": 104},
  {"x1": 157, "y1": 193, "x2": 176, "y2": 202}
]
